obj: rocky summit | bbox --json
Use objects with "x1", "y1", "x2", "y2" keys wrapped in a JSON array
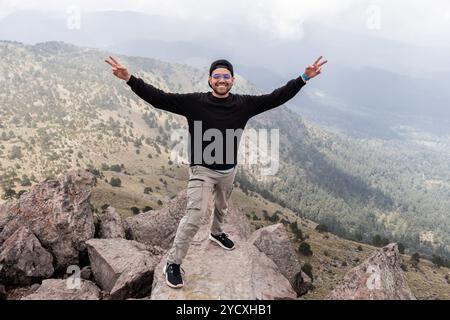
[{"x1": 0, "y1": 169, "x2": 419, "y2": 300}]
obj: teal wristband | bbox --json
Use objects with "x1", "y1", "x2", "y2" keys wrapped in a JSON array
[{"x1": 301, "y1": 72, "x2": 310, "y2": 82}]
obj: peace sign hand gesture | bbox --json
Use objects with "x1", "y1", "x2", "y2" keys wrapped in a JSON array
[
  {"x1": 105, "y1": 56, "x2": 131, "y2": 82},
  {"x1": 304, "y1": 56, "x2": 328, "y2": 80}
]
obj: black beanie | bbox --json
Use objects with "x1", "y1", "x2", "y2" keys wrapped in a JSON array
[
  {"x1": 209, "y1": 59, "x2": 234, "y2": 89},
  {"x1": 209, "y1": 59, "x2": 234, "y2": 76}
]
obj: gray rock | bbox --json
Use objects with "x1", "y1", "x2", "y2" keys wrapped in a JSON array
[
  {"x1": 29, "y1": 283, "x2": 41, "y2": 292},
  {"x1": 0, "y1": 226, "x2": 54, "y2": 285},
  {"x1": 0, "y1": 283, "x2": 6, "y2": 300},
  {"x1": 21, "y1": 279, "x2": 101, "y2": 300},
  {"x1": 143, "y1": 189, "x2": 296, "y2": 300},
  {"x1": 151, "y1": 223, "x2": 297, "y2": 300},
  {"x1": 2, "y1": 283, "x2": 41, "y2": 300},
  {"x1": 124, "y1": 192, "x2": 188, "y2": 249},
  {"x1": 250, "y1": 223, "x2": 312, "y2": 296},
  {"x1": 86, "y1": 238, "x2": 158, "y2": 300},
  {"x1": 124, "y1": 188, "x2": 252, "y2": 250},
  {"x1": 99, "y1": 206, "x2": 125, "y2": 239},
  {"x1": 328, "y1": 243, "x2": 416, "y2": 300},
  {"x1": 80, "y1": 266, "x2": 92, "y2": 280},
  {"x1": 0, "y1": 170, "x2": 95, "y2": 271}
]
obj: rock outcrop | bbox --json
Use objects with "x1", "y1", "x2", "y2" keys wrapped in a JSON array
[
  {"x1": 147, "y1": 192, "x2": 297, "y2": 299},
  {"x1": 0, "y1": 168, "x2": 419, "y2": 301},
  {"x1": 86, "y1": 238, "x2": 159, "y2": 300},
  {"x1": 151, "y1": 223, "x2": 297, "y2": 300},
  {"x1": 21, "y1": 279, "x2": 101, "y2": 300},
  {"x1": 0, "y1": 226, "x2": 54, "y2": 285},
  {"x1": 99, "y1": 206, "x2": 125, "y2": 239},
  {"x1": 328, "y1": 243, "x2": 416, "y2": 300},
  {"x1": 250, "y1": 223, "x2": 312, "y2": 296},
  {"x1": 0, "y1": 170, "x2": 95, "y2": 270},
  {"x1": 124, "y1": 192, "x2": 252, "y2": 251}
]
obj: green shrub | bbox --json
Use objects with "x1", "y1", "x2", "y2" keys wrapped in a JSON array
[
  {"x1": 410, "y1": 252, "x2": 420, "y2": 268},
  {"x1": 315, "y1": 223, "x2": 329, "y2": 233},
  {"x1": 8, "y1": 146, "x2": 23, "y2": 159},
  {"x1": 298, "y1": 242, "x2": 313, "y2": 256},
  {"x1": 142, "y1": 206, "x2": 153, "y2": 212},
  {"x1": 109, "y1": 177, "x2": 122, "y2": 187},
  {"x1": 110, "y1": 164, "x2": 122, "y2": 172},
  {"x1": 144, "y1": 187, "x2": 153, "y2": 194}
]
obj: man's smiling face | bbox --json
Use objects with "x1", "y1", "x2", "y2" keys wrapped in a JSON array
[{"x1": 209, "y1": 67, "x2": 235, "y2": 97}]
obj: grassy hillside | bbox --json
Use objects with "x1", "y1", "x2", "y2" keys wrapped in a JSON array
[{"x1": 230, "y1": 185, "x2": 450, "y2": 300}]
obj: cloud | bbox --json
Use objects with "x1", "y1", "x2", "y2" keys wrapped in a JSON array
[{"x1": 1, "y1": 0, "x2": 449, "y2": 45}]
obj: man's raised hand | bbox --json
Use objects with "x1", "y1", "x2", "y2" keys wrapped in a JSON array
[
  {"x1": 105, "y1": 56, "x2": 131, "y2": 82},
  {"x1": 304, "y1": 56, "x2": 328, "y2": 80}
]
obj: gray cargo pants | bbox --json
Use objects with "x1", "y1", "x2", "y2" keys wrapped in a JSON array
[{"x1": 166, "y1": 165, "x2": 237, "y2": 265}]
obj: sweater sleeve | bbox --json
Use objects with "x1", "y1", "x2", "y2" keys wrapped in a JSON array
[
  {"x1": 126, "y1": 75, "x2": 195, "y2": 117},
  {"x1": 243, "y1": 76, "x2": 306, "y2": 118}
]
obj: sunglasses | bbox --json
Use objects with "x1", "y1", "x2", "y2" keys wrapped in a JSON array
[{"x1": 211, "y1": 73, "x2": 232, "y2": 80}]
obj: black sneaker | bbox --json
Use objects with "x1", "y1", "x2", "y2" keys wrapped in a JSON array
[
  {"x1": 163, "y1": 262, "x2": 184, "y2": 288},
  {"x1": 209, "y1": 233, "x2": 235, "y2": 250}
]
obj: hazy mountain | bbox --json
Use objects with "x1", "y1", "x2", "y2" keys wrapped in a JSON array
[
  {"x1": 106, "y1": 39, "x2": 286, "y2": 91},
  {"x1": 288, "y1": 64, "x2": 450, "y2": 138},
  {"x1": 1, "y1": 10, "x2": 449, "y2": 139}
]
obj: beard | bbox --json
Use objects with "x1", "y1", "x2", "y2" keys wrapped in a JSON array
[{"x1": 212, "y1": 83, "x2": 232, "y2": 96}]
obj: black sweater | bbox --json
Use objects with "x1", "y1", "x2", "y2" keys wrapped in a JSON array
[{"x1": 126, "y1": 74, "x2": 306, "y2": 170}]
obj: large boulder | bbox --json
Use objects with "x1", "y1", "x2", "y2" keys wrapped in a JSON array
[
  {"x1": 0, "y1": 226, "x2": 54, "y2": 285},
  {"x1": 99, "y1": 206, "x2": 125, "y2": 239},
  {"x1": 328, "y1": 243, "x2": 416, "y2": 300},
  {"x1": 250, "y1": 223, "x2": 312, "y2": 296},
  {"x1": 0, "y1": 170, "x2": 96, "y2": 270},
  {"x1": 124, "y1": 190, "x2": 252, "y2": 251},
  {"x1": 151, "y1": 223, "x2": 297, "y2": 300},
  {"x1": 21, "y1": 279, "x2": 101, "y2": 300},
  {"x1": 86, "y1": 238, "x2": 160, "y2": 300},
  {"x1": 124, "y1": 192, "x2": 188, "y2": 249}
]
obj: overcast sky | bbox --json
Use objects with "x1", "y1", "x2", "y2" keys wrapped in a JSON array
[
  {"x1": 1, "y1": 0, "x2": 449, "y2": 46},
  {"x1": 1, "y1": 0, "x2": 450, "y2": 79}
]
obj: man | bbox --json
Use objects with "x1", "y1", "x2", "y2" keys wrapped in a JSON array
[{"x1": 105, "y1": 55, "x2": 327, "y2": 288}]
